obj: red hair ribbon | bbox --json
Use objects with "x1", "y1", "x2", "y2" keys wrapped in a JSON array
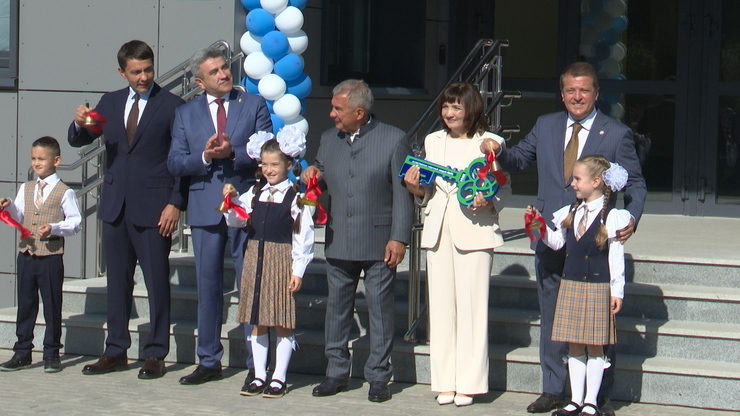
[
  {"x1": 303, "y1": 172, "x2": 327, "y2": 225},
  {"x1": 477, "y1": 151, "x2": 508, "y2": 186},
  {"x1": 0, "y1": 210, "x2": 31, "y2": 239},
  {"x1": 84, "y1": 110, "x2": 107, "y2": 135},
  {"x1": 220, "y1": 194, "x2": 250, "y2": 220},
  {"x1": 524, "y1": 211, "x2": 547, "y2": 242}
]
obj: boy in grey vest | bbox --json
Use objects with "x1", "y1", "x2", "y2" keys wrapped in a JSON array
[{"x1": 0, "y1": 137, "x2": 81, "y2": 373}]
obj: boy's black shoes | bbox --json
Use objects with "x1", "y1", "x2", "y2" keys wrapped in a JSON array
[
  {"x1": 44, "y1": 357, "x2": 62, "y2": 373},
  {"x1": 0, "y1": 353, "x2": 32, "y2": 371}
]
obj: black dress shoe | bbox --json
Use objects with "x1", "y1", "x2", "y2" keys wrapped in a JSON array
[
  {"x1": 552, "y1": 401, "x2": 582, "y2": 416},
  {"x1": 528, "y1": 393, "x2": 566, "y2": 413},
  {"x1": 43, "y1": 357, "x2": 62, "y2": 373},
  {"x1": 178, "y1": 365, "x2": 222, "y2": 385},
  {"x1": 312, "y1": 376, "x2": 349, "y2": 397},
  {"x1": 367, "y1": 381, "x2": 391, "y2": 402},
  {"x1": 138, "y1": 357, "x2": 166, "y2": 380},
  {"x1": 240, "y1": 368, "x2": 256, "y2": 393},
  {"x1": 0, "y1": 353, "x2": 31, "y2": 371},
  {"x1": 597, "y1": 397, "x2": 614, "y2": 416},
  {"x1": 82, "y1": 354, "x2": 128, "y2": 375}
]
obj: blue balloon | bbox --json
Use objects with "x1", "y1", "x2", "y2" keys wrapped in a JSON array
[
  {"x1": 273, "y1": 53, "x2": 304, "y2": 82},
  {"x1": 265, "y1": 99, "x2": 275, "y2": 113},
  {"x1": 288, "y1": 158, "x2": 309, "y2": 187},
  {"x1": 286, "y1": 73, "x2": 312, "y2": 99},
  {"x1": 242, "y1": 76, "x2": 259, "y2": 95},
  {"x1": 241, "y1": 0, "x2": 261, "y2": 10},
  {"x1": 246, "y1": 8, "x2": 275, "y2": 37},
  {"x1": 599, "y1": 28, "x2": 618, "y2": 44},
  {"x1": 612, "y1": 16, "x2": 628, "y2": 34},
  {"x1": 271, "y1": 114, "x2": 285, "y2": 134},
  {"x1": 289, "y1": 0, "x2": 307, "y2": 10},
  {"x1": 261, "y1": 31, "x2": 290, "y2": 60}
]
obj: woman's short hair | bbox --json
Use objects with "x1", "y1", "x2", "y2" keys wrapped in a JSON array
[{"x1": 438, "y1": 82, "x2": 488, "y2": 137}]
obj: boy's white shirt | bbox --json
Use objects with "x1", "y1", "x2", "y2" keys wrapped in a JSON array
[{"x1": 7, "y1": 173, "x2": 82, "y2": 237}]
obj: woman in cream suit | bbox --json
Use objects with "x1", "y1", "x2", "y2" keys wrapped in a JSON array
[{"x1": 404, "y1": 83, "x2": 511, "y2": 406}]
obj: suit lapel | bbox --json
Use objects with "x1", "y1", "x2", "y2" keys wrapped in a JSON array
[
  {"x1": 225, "y1": 89, "x2": 243, "y2": 138},
  {"x1": 553, "y1": 112, "x2": 568, "y2": 185},
  {"x1": 582, "y1": 111, "x2": 607, "y2": 157},
  {"x1": 112, "y1": 88, "x2": 128, "y2": 145},
  {"x1": 128, "y1": 83, "x2": 163, "y2": 151}
]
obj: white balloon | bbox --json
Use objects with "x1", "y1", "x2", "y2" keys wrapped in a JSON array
[
  {"x1": 258, "y1": 73, "x2": 286, "y2": 101},
  {"x1": 240, "y1": 31, "x2": 262, "y2": 55},
  {"x1": 598, "y1": 59, "x2": 620, "y2": 79},
  {"x1": 287, "y1": 30, "x2": 309, "y2": 55},
  {"x1": 275, "y1": 6, "x2": 304, "y2": 35},
  {"x1": 610, "y1": 103, "x2": 625, "y2": 120},
  {"x1": 610, "y1": 42, "x2": 626, "y2": 61},
  {"x1": 243, "y1": 52, "x2": 274, "y2": 80},
  {"x1": 260, "y1": 0, "x2": 288, "y2": 15},
  {"x1": 283, "y1": 115, "x2": 308, "y2": 135},
  {"x1": 273, "y1": 93, "x2": 301, "y2": 121},
  {"x1": 605, "y1": 0, "x2": 627, "y2": 17}
]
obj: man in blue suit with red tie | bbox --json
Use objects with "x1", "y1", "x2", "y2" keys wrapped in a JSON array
[
  {"x1": 168, "y1": 46, "x2": 271, "y2": 388},
  {"x1": 68, "y1": 40, "x2": 187, "y2": 379}
]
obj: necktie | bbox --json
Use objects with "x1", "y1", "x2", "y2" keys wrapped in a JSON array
[
  {"x1": 126, "y1": 93, "x2": 140, "y2": 145},
  {"x1": 35, "y1": 181, "x2": 46, "y2": 209},
  {"x1": 215, "y1": 98, "x2": 226, "y2": 145},
  {"x1": 267, "y1": 187, "x2": 278, "y2": 203},
  {"x1": 563, "y1": 122, "x2": 583, "y2": 184},
  {"x1": 576, "y1": 206, "x2": 588, "y2": 241}
]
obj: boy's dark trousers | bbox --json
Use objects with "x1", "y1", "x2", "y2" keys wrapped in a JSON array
[{"x1": 14, "y1": 251, "x2": 64, "y2": 359}]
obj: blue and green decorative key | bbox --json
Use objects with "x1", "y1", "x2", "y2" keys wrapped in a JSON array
[{"x1": 398, "y1": 155, "x2": 500, "y2": 206}]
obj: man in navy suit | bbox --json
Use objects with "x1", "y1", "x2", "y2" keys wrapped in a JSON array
[
  {"x1": 68, "y1": 40, "x2": 186, "y2": 379},
  {"x1": 483, "y1": 62, "x2": 646, "y2": 416},
  {"x1": 168, "y1": 46, "x2": 271, "y2": 387}
]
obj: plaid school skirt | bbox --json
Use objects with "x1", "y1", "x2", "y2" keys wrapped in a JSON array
[
  {"x1": 237, "y1": 240, "x2": 296, "y2": 329},
  {"x1": 551, "y1": 279, "x2": 616, "y2": 345}
]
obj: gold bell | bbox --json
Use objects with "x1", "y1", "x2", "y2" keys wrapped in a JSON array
[
  {"x1": 82, "y1": 103, "x2": 97, "y2": 128},
  {"x1": 216, "y1": 200, "x2": 229, "y2": 213}
]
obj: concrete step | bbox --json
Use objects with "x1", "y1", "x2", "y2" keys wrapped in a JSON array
[
  {"x1": 490, "y1": 275, "x2": 740, "y2": 324},
  {"x1": 1, "y1": 308, "x2": 737, "y2": 411}
]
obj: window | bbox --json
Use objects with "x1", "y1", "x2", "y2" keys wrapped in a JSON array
[{"x1": 0, "y1": 0, "x2": 17, "y2": 88}]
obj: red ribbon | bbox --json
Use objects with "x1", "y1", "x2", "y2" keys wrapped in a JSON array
[
  {"x1": 221, "y1": 194, "x2": 250, "y2": 220},
  {"x1": 0, "y1": 210, "x2": 31, "y2": 239},
  {"x1": 85, "y1": 110, "x2": 107, "y2": 135},
  {"x1": 477, "y1": 152, "x2": 508, "y2": 186},
  {"x1": 524, "y1": 211, "x2": 547, "y2": 242},
  {"x1": 304, "y1": 172, "x2": 327, "y2": 225}
]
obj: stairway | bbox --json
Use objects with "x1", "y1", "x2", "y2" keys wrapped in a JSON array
[{"x1": 0, "y1": 210, "x2": 738, "y2": 411}]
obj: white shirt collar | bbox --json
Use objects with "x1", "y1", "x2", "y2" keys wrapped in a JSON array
[
  {"x1": 264, "y1": 178, "x2": 292, "y2": 192},
  {"x1": 37, "y1": 173, "x2": 60, "y2": 187},
  {"x1": 128, "y1": 85, "x2": 153, "y2": 100},
  {"x1": 207, "y1": 93, "x2": 230, "y2": 105},
  {"x1": 567, "y1": 108, "x2": 598, "y2": 131},
  {"x1": 579, "y1": 195, "x2": 605, "y2": 213}
]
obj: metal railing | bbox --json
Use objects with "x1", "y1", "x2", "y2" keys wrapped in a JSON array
[
  {"x1": 403, "y1": 39, "x2": 520, "y2": 343},
  {"x1": 54, "y1": 40, "x2": 244, "y2": 277}
]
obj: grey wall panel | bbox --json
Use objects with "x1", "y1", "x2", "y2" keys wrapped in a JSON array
[
  {"x1": 0, "y1": 273, "x2": 15, "y2": 308},
  {"x1": 158, "y1": 0, "x2": 235, "y2": 74},
  {"x1": 16, "y1": 90, "x2": 104, "y2": 183},
  {"x1": 0, "y1": 92, "x2": 18, "y2": 182},
  {"x1": 19, "y1": 0, "x2": 158, "y2": 91}
]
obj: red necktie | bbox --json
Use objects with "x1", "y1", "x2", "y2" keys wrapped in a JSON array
[{"x1": 215, "y1": 98, "x2": 226, "y2": 145}]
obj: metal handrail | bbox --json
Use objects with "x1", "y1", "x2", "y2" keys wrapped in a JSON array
[
  {"x1": 403, "y1": 39, "x2": 517, "y2": 343},
  {"x1": 52, "y1": 40, "x2": 244, "y2": 277}
]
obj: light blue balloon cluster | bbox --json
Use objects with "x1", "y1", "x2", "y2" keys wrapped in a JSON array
[{"x1": 240, "y1": 0, "x2": 311, "y2": 135}]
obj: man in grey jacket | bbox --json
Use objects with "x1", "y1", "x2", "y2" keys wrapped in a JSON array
[{"x1": 302, "y1": 79, "x2": 413, "y2": 403}]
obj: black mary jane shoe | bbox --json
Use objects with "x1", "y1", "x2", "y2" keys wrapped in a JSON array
[
  {"x1": 262, "y1": 379, "x2": 287, "y2": 398},
  {"x1": 240, "y1": 378, "x2": 266, "y2": 396},
  {"x1": 552, "y1": 401, "x2": 582, "y2": 416},
  {"x1": 578, "y1": 403, "x2": 600, "y2": 416}
]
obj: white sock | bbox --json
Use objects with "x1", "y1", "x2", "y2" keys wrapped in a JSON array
[
  {"x1": 270, "y1": 335, "x2": 295, "y2": 388},
  {"x1": 566, "y1": 355, "x2": 587, "y2": 410},
  {"x1": 250, "y1": 333, "x2": 269, "y2": 385},
  {"x1": 583, "y1": 356, "x2": 606, "y2": 414}
]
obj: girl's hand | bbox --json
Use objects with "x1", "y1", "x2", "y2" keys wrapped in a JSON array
[
  {"x1": 525, "y1": 205, "x2": 541, "y2": 217},
  {"x1": 0, "y1": 198, "x2": 10, "y2": 209},
  {"x1": 222, "y1": 183, "x2": 237, "y2": 198},
  {"x1": 403, "y1": 165, "x2": 425, "y2": 198},
  {"x1": 288, "y1": 275, "x2": 302, "y2": 293},
  {"x1": 467, "y1": 192, "x2": 490, "y2": 210},
  {"x1": 610, "y1": 296, "x2": 623, "y2": 315}
]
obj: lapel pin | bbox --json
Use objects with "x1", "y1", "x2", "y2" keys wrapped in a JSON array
[
  {"x1": 599, "y1": 130, "x2": 605, "y2": 135},
  {"x1": 238, "y1": 98, "x2": 242, "y2": 103}
]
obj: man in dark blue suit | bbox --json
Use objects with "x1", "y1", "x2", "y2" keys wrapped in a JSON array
[
  {"x1": 168, "y1": 46, "x2": 271, "y2": 388},
  {"x1": 483, "y1": 62, "x2": 646, "y2": 416},
  {"x1": 68, "y1": 40, "x2": 187, "y2": 379}
]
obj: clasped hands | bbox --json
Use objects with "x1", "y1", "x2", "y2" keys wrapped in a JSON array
[{"x1": 203, "y1": 133, "x2": 233, "y2": 163}]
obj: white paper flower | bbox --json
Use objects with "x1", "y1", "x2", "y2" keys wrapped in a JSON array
[
  {"x1": 246, "y1": 131, "x2": 275, "y2": 161},
  {"x1": 276, "y1": 125, "x2": 306, "y2": 158},
  {"x1": 602, "y1": 162, "x2": 628, "y2": 192}
]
